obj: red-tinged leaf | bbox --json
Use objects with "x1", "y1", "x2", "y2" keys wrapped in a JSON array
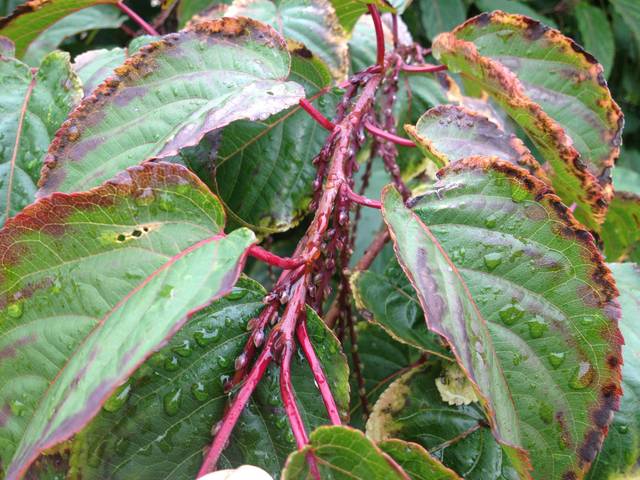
[
  {"x1": 0, "y1": 50, "x2": 82, "y2": 227},
  {"x1": 382, "y1": 156, "x2": 622, "y2": 480},
  {"x1": 0, "y1": 162, "x2": 255, "y2": 479},
  {"x1": 433, "y1": 12, "x2": 624, "y2": 231},
  {"x1": 405, "y1": 104, "x2": 547, "y2": 182},
  {"x1": 0, "y1": 0, "x2": 120, "y2": 58},
  {"x1": 382, "y1": 184, "x2": 532, "y2": 480},
  {"x1": 37, "y1": 17, "x2": 305, "y2": 196}
]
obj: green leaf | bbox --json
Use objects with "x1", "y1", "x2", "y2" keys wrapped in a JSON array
[
  {"x1": 72, "y1": 302, "x2": 349, "y2": 479},
  {"x1": 351, "y1": 260, "x2": 452, "y2": 359},
  {"x1": 330, "y1": 0, "x2": 395, "y2": 33},
  {"x1": 433, "y1": 11, "x2": 624, "y2": 231},
  {"x1": 404, "y1": 104, "x2": 546, "y2": 180},
  {"x1": 575, "y1": 2, "x2": 615, "y2": 77},
  {"x1": 72, "y1": 47, "x2": 125, "y2": 96},
  {"x1": 22, "y1": 5, "x2": 125, "y2": 66},
  {"x1": 282, "y1": 425, "x2": 410, "y2": 479},
  {"x1": 473, "y1": 0, "x2": 557, "y2": 28},
  {"x1": 381, "y1": 157, "x2": 623, "y2": 480},
  {"x1": 37, "y1": 17, "x2": 305, "y2": 196},
  {"x1": 225, "y1": 0, "x2": 349, "y2": 80},
  {"x1": 587, "y1": 263, "x2": 640, "y2": 479},
  {"x1": 212, "y1": 46, "x2": 338, "y2": 233},
  {"x1": 378, "y1": 439, "x2": 461, "y2": 480},
  {"x1": 610, "y1": 0, "x2": 640, "y2": 57},
  {"x1": 0, "y1": 0, "x2": 119, "y2": 58},
  {"x1": 0, "y1": 50, "x2": 82, "y2": 227},
  {"x1": 420, "y1": 0, "x2": 465, "y2": 41},
  {"x1": 0, "y1": 162, "x2": 256, "y2": 479},
  {"x1": 382, "y1": 184, "x2": 529, "y2": 478},
  {"x1": 602, "y1": 167, "x2": 640, "y2": 262},
  {"x1": 367, "y1": 364, "x2": 518, "y2": 479},
  {"x1": 72, "y1": 36, "x2": 160, "y2": 97}
]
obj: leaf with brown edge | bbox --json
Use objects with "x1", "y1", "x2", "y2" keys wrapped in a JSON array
[
  {"x1": 404, "y1": 104, "x2": 548, "y2": 181},
  {"x1": 224, "y1": 0, "x2": 349, "y2": 81},
  {"x1": 382, "y1": 184, "x2": 532, "y2": 480},
  {"x1": 0, "y1": 50, "x2": 82, "y2": 227},
  {"x1": 0, "y1": 0, "x2": 119, "y2": 59},
  {"x1": 433, "y1": 11, "x2": 624, "y2": 231},
  {"x1": 37, "y1": 17, "x2": 305, "y2": 196},
  {"x1": 382, "y1": 156, "x2": 622, "y2": 480},
  {"x1": 0, "y1": 162, "x2": 256, "y2": 479}
]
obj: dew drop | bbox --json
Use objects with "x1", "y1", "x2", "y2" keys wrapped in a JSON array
[
  {"x1": 617, "y1": 423, "x2": 629, "y2": 434},
  {"x1": 451, "y1": 247, "x2": 466, "y2": 263},
  {"x1": 191, "y1": 382, "x2": 209, "y2": 402},
  {"x1": 483, "y1": 252, "x2": 502, "y2": 271},
  {"x1": 539, "y1": 401, "x2": 553, "y2": 424},
  {"x1": 159, "y1": 284, "x2": 174, "y2": 299},
  {"x1": 527, "y1": 315, "x2": 547, "y2": 339},
  {"x1": 217, "y1": 355, "x2": 230, "y2": 368},
  {"x1": 7, "y1": 302, "x2": 23, "y2": 319},
  {"x1": 164, "y1": 355, "x2": 180, "y2": 371},
  {"x1": 484, "y1": 213, "x2": 498, "y2": 229},
  {"x1": 163, "y1": 388, "x2": 182, "y2": 416},
  {"x1": 275, "y1": 416, "x2": 288, "y2": 430},
  {"x1": 569, "y1": 361, "x2": 594, "y2": 390},
  {"x1": 173, "y1": 339, "x2": 192, "y2": 357},
  {"x1": 194, "y1": 327, "x2": 221, "y2": 346},
  {"x1": 9, "y1": 399, "x2": 26, "y2": 417},
  {"x1": 548, "y1": 351, "x2": 566, "y2": 369},
  {"x1": 498, "y1": 303, "x2": 525, "y2": 326},
  {"x1": 103, "y1": 382, "x2": 131, "y2": 412},
  {"x1": 226, "y1": 288, "x2": 246, "y2": 300}
]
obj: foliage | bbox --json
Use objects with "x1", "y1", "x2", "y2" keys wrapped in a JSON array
[{"x1": 0, "y1": 0, "x2": 637, "y2": 479}]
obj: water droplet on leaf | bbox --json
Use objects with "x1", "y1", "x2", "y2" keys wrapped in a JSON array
[
  {"x1": 499, "y1": 303, "x2": 525, "y2": 325},
  {"x1": 163, "y1": 388, "x2": 182, "y2": 416},
  {"x1": 103, "y1": 382, "x2": 131, "y2": 412},
  {"x1": 527, "y1": 316, "x2": 547, "y2": 339},
  {"x1": 7, "y1": 302, "x2": 23, "y2": 319},
  {"x1": 483, "y1": 252, "x2": 502, "y2": 271},
  {"x1": 548, "y1": 351, "x2": 566, "y2": 369},
  {"x1": 569, "y1": 361, "x2": 594, "y2": 390}
]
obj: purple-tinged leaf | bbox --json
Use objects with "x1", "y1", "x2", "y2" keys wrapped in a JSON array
[{"x1": 0, "y1": 162, "x2": 255, "y2": 479}]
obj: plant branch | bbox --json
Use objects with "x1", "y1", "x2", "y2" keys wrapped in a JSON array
[
  {"x1": 364, "y1": 121, "x2": 416, "y2": 148},
  {"x1": 197, "y1": 337, "x2": 275, "y2": 476},
  {"x1": 299, "y1": 98, "x2": 335, "y2": 131},
  {"x1": 368, "y1": 4, "x2": 385, "y2": 67},
  {"x1": 401, "y1": 63, "x2": 448, "y2": 73},
  {"x1": 248, "y1": 245, "x2": 306, "y2": 269},
  {"x1": 296, "y1": 318, "x2": 342, "y2": 425},
  {"x1": 345, "y1": 187, "x2": 382, "y2": 209},
  {"x1": 116, "y1": 1, "x2": 160, "y2": 36}
]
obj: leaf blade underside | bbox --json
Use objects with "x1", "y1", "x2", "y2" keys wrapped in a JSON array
[
  {"x1": 37, "y1": 17, "x2": 305, "y2": 196},
  {"x1": 0, "y1": 162, "x2": 255, "y2": 479}
]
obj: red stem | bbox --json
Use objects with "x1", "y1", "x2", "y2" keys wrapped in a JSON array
[
  {"x1": 345, "y1": 187, "x2": 381, "y2": 209},
  {"x1": 364, "y1": 121, "x2": 416, "y2": 148},
  {"x1": 248, "y1": 245, "x2": 306, "y2": 269},
  {"x1": 401, "y1": 63, "x2": 448, "y2": 74},
  {"x1": 197, "y1": 341, "x2": 274, "y2": 476},
  {"x1": 296, "y1": 319, "x2": 342, "y2": 425},
  {"x1": 299, "y1": 98, "x2": 335, "y2": 131},
  {"x1": 116, "y1": 1, "x2": 160, "y2": 36},
  {"x1": 368, "y1": 4, "x2": 385, "y2": 67}
]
